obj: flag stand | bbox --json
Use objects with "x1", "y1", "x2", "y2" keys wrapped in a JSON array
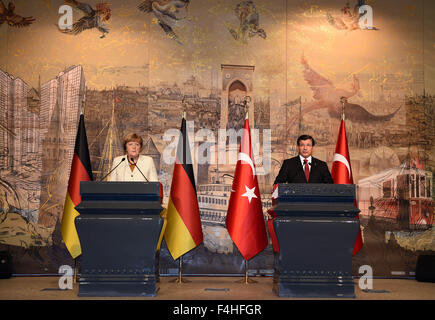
[
  {"x1": 171, "y1": 256, "x2": 191, "y2": 283},
  {"x1": 73, "y1": 258, "x2": 78, "y2": 284},
  {"x1": 236, "y1": 259, "x2": 257, "y2": 284}
]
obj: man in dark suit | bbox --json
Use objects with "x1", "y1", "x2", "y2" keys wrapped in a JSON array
[{"x1": 274, "y1": 134, "x2": 333, "y2": 184}]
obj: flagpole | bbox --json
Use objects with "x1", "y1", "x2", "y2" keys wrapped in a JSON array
[
  {"x1": 236, "y1": 259, "x2": 256, "y2": 284},
  {"x1": 298, "y1": 96, "x2": 302, "y2": 135},
  {"x1": 172, "y1": 255, "x2": 191, "y2": 283},
  {"x1": 81, "y1": 97, "x2": 85, "y2": 116},
  {"x1": 228, "y1": 105, "x2": 264, "y2": 284},
  {"x1": 172, "y1": 111, "x2": 188, "y2": 284},
  {"x1": 340, "y1": 96, "x2": 346, "y2": 121},
  {"x1": 166, "y1": 110, "x2": 203, "y2": 284},
  {"x1": 73, "y1": 258, "x2": 78, "y2": 284},
  {"x1": 333, "y1": 97, "x2": 363, "y2": 255},
  {"x1": 243, "y1": 96, "x2": 251, "y2": 115}
]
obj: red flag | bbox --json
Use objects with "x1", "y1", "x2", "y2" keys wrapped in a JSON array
[
  {"x1": 331, "y1": 119, "x2": 363, "y2": 255},
  {"x1": 267, "y1": 184, "x2": 279, "y2": 253},
  {"x1": 225, "y1": 114, "x2": 268, "y2": 261}
]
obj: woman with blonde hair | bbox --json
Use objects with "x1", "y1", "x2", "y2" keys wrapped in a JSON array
[{"x1": 109, "y1": 133, "x2": 158, "y2": 182}]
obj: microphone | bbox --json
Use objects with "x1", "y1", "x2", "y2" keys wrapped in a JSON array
[
  {"x1": 99, "y1": 157, "x2": 125, "y2": 181},
  {"x1": 130, "y1": 157, "x2": 149, "y2": 182}
]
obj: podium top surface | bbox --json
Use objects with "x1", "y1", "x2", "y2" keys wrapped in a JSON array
[
  {"x1": 277, "y1": 183, "x2": 355, "y2": 199},
  {"x1": 80, "y1": 181, "x2": 160, "y2": 196},
  {"x1": 76, "y1": 182, "x2": 162, "y2": 215},
  {"x1": 273, "y1": 184, "x2": 359, "y2": 216}
]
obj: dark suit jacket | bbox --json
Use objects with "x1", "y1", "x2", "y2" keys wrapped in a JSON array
[{"x1": 274, "y1": 156, "x2": 333, "y2": 184}]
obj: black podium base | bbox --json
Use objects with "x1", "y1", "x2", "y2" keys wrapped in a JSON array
[
  {"x1": 74, "y1": 182, "x2": 164, "y2": 297},
  {"x1": 76, "y1": 214, "x2": 162, "y2": 298},
  {"x1": 78, "y1": 275, "x2": 159, "y2": 297},
  {"x1": 273, "y1": 273, "x2": 355, "y2": 298}
]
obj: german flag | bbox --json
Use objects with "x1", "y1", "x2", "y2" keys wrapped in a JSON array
[
  {"x1": 164, "y1": 115, "x2": 203, "y2": 260},
  {"x1": 61, "y1": 113, "x2": 93, "y2": 259}
]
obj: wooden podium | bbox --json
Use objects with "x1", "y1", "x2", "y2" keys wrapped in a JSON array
[
  {"x1": 75, "y1": 181, "x2": 163, "y2": 297},
  {"x1": 272, "y1": 183, "x2": 360, "y2": 298}
]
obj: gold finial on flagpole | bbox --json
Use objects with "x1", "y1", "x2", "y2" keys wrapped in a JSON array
[
  {"x1": 340, "y1": 97, "x2": 346, "y2": 121},
  {"x1": 80, "y1": 94, "x2": 85, "y2": 116},
  {"x1": 182, "y1": 95, "x2": 187, "y2": 119},
  {"x1": 243, "y1": 96, "x2": 251, "y2": 122},
  {"x1": 243, "y1": 96, "x2": 251, "y2": 113}
]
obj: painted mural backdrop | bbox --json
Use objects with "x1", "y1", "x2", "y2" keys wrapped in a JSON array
[{"x1": 0, "y1": 0, "x2": 434, "y2": 277}]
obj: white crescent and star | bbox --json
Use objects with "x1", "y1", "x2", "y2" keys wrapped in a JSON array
[
  {"x1": 238, "y1": 152, "x2": 256, "y2": 176},
  {"x1": 232, "y1": 146, "x2": 259, "y2": 203},
  {"x1": 241, "y1": 185, "x2": 257, "y2": 203},
  {"x1": 333, "y1": 153, "x2": 351, "y2": 179}
]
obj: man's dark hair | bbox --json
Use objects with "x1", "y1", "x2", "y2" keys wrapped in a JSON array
[{"x1": 297, "y1": 134, "x2": 315, "y2": 146}]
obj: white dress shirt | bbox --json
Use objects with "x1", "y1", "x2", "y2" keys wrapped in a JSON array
[
  {"x1": 109, "y1": 154, "x2": 158, "y2": 182},
  {"x1": 299, "y1": 155, "x2": 312, "y2": 172}
]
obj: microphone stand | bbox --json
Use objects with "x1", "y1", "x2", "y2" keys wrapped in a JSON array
[
  {"x1": 99, "y1": 157, "x2": 125, "y2": 181},
  {"x1": 130, "y1": 157, "x2": 149, "y2": 182}
]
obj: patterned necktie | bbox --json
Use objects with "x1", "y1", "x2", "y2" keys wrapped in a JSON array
[{"x1": 304, "y1": 159, "x2": 310, "y2": 182}]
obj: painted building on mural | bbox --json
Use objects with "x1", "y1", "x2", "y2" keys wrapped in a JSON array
[
  {"x1": 0, "y1": 70, "x2": 13, "y2": 169},
  {"x1": 40, "y1": 65, "x2": 85, "y2": 177},
  {"x1": 357, "y1": 163, "x2": 434, "y2": 230},
  {"x1": 0, "y1": 72, "x2": 40, "y2": 173},
  {"x1": 0, "y1": 69, "x2": 42, "y2": 222},
  {"x1": 39, "y1": 65, "x2": 85, "y2": 228}
]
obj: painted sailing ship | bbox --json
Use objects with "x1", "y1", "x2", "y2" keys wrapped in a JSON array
[{"x1": 92, "y1": 92, "x2": 123, "y2": 181}]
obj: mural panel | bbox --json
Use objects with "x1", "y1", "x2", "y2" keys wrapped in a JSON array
[{"x1": 0, "y1": 0, "x2": 433, "y2": 277}]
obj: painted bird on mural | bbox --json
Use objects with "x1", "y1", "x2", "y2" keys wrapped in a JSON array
[
  {"x1": 298, "y1": 56, "x2": 400, "y2": 123},
  {"x1": 326, "y1": 0, "x2": 378, "y2": 31},
  {"x1": 0, "y1": 1, "x2": 35, "y2": 28},
  {"x1": 138, "y1": 0, "x2": 190, "y2": 44},
  {"x1": 59, "y1": 0, "x2": 111, "y2": 38},
  {"x1": 228, "y1": 0, "x2": 266, "y2": 43}
]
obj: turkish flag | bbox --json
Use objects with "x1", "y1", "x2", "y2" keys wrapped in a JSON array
[
  {"x1": 225, "y1": 114, "x2": 268, "y2": 261},
  {"x1": 331, "y1": 119, "x2": 363, "y2": 255}
]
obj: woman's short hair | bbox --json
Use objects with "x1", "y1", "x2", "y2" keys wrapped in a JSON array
[
  {"x1": 123, "y1": 133, "x2": 143, "y2": 152},
  {"x1": 297, "y1": 134, "x2": 315, "y2": 146}
]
